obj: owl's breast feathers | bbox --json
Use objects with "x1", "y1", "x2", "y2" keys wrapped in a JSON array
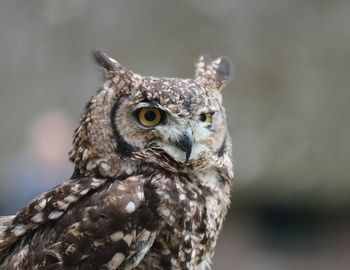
[
  {"x1": 0, "y1": 165, "x2": 230, "y2": 269},
  {"x1": 138, "y1": 168, "x2": 231, "y2": 269}
]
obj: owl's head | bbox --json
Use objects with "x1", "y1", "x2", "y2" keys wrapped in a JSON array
[{"x1": 70, "y1": 51, "x2": 232, "y2": 177}]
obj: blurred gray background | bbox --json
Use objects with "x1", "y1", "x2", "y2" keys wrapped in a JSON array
[{"x1": 0, "y1": 0, "x2": 349, "y2": 269}]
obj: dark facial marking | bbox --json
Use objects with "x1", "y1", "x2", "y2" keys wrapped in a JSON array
[
  {"x1": 217, "y1": 135, "x2": 226, "y2": 157},
  {"x1": 110, "y1": 96, "x2": 135, "y2": 156}
]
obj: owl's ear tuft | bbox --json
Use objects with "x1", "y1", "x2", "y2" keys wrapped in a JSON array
[
  {"x1": 91, "y1": 49, "x2": 142, "y2": 88},
  {"x1": 215, "y1": 58, "x2": 232, "y2": 83},
  {"x1": 195, "y1": 53, "x2": 233, "y2": 91},
  {"x1": 91, "y1": 49, "x2": 118, "y2": 71}
]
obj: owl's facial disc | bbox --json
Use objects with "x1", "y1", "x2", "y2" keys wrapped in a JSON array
[
  {"x1": 113, "y1": 78, "x2": 225, "y2": 164},
  {"x1": 132, "y1": 104, "x2": 193, "y2": 162},
  {"x1": 154, "y1": 109, "x2": 218, "y2": 163}
]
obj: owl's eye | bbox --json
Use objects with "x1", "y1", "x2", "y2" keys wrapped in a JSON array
[
  {"x1": 136, "y1": 107, "x2": 163, "y2": 127},
  {"x1": 199, "y1": 113, "x2": 213, "y2": 125}
]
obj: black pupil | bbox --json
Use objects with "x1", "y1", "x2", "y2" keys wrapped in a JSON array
[
  {"x1": 200, "y1": 114, "x2": 207, "y2": 122},
  {"x1": 144, "y1": 110, "x2": 156, "y2": 121}
]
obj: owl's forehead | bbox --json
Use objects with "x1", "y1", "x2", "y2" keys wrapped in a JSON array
[{"x1": 137, "y1": 77, "x2": 211, "y2": 113}]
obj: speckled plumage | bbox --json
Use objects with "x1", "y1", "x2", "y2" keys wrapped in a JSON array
[{"x1": 0, "y1": 50, "x2": 233, "y2": 270}]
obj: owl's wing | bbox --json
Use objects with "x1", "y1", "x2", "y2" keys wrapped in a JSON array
[
  {"x1": 0, "y1": 216, "x2": 14, "y2": 243},
  {"x1": 0, "y1": 216, "x2": 15, "y2": 227},
  {"x1": 0, "y1": 177, "x2": 107, "y2": 253},
  {"x1": 0, "y1": 175, "x2": 159, "y2": 269}
]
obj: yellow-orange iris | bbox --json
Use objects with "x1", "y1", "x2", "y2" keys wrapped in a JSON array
[
  {"x1": 200, "y1": 113, "x2": 213, "y2": 125},
  {"x1": 138, "y1": 107, "x2": 161, "y2": 127}
]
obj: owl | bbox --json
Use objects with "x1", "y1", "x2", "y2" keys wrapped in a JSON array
[{"x1": 0, "y1": 50, "x2": 233, "y2": 270}]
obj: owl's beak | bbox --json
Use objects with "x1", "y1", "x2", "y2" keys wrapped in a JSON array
[{"x1": 173, "y1": 128, "x2": 193, "y2": 163}]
